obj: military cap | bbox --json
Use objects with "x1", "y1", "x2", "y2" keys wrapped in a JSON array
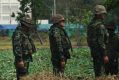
[
  {"x1": 21, "y1": 18, "x2": 34, "y2": 25},
  {"x1": 105, "y1": 15, "x2": 116, "y2": 30},
  {"x1": 106, "y1": 22, "x2": 116, "y2": 30},
  {"x1": 51, "y1": 14, "x2": 65, "y2": 24},
  {"x1": 20, "y1": 15, "x2": 34, "y2": 28}
]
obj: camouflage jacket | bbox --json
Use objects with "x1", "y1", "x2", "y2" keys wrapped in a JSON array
[
  {"x1": 107, "y1": 33, "x2": 119, "y2": 58},
  {"x1": 12, "y1": 26, "x2": 36, "y2": 62},
  {"x1": 87, "y1": 18, "x2": 108, "y2": 52},
  {"x1": 49, "y1": 24, "x2": 72, "y2": 60}
]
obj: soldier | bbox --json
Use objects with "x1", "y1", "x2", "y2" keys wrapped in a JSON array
[
  {"x1": 87, "y1": 5, "x2": 109, "y2": 77},
  {"x1": 49, "y1": 14, "x2": 72, "y2": 76},
  {"x1": 106, "y1": 21, "x2": 119, "y2": 75},
  {"x1": 12, "y1": 16, "x2": 36, "y2": 80}
]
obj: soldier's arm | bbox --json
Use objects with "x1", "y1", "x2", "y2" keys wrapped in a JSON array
[
  {"x1": 28, "y1": 35, "x2": 36, "y2": 53},
  {"x1": 13, "y1": 32, "x2": 23, "y2": 61},
  {"x1": 97, "y1": 25, "x2": 107, "y2": 52},
  {"x1": 117, "y1": 34, "x2": 119, "y2": 52},
  {"x1": 53, "y1": 28, "x2": 64, "y2": 58}
]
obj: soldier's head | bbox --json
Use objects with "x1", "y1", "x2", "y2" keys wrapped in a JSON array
[
  {"x1": 51, "y1": 14, "x2": 65, "y2": 27},
  {"x1": 106, "y1": 21, "x2": 116, "y2": 34},
  {"x1": 20, "y1": 15, "x2": 34, "y2": 31},
  {"x1": 94, "y1": 5, "x2": 107, "y2": 20}
]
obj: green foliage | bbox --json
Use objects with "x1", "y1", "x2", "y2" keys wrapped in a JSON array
[
  {"x1": 68, "y1": 10, "x2": 92, "y2": 26},
  {"x1": 31, "y1": 0, "x2": 42, "y2": 23},
  {"x1": 11, "y1": 12, "x2": 15, "y2": 17},
  {"x1": 18, "y1": 0, "x2": 31, "y2": 13},
  {"x1": 16, "y1": 0, "x2": 43, "y2": 22},
  {"x1": 104, "y1": 0, "x2": 119, "y2": 25},
  {"x1": 0, "y1": 48, "x2": 94, "y2": 80},
  {"x1": 80, "y1": 10, "x2": 92, "y2": 26},
  {"x1": 16, "y1": 0, "x2": 31, "y2": 21},
  {"x1": 104, "y1": 0, "x2": 119, "y2": 11}
]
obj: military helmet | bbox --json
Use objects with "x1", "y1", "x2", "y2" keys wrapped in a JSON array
[
  {"x1": 106, "y1": 22, "x2": 116, "y2": 31},
  {"x1": 106, "y1": 21, "x2": 116, "y2": 31},
  {"x1": 51, "y1": 14, "x2": 65, "y2": 24},
  {"x1": 105, "y1": 15, "x2": 116, "y2": 30},
  {"x1": 94, "y1": 5, "x2": 107, "y2": 14}
]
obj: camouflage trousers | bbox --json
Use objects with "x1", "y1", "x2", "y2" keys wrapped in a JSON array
[
  {"x1": 52, "y1": 58, "x2": 67, "y2": 76},
  {"x1": 90, "y1": 47, "x2": 107, "y2": 77},
  {"x1": 15, "y1": 61, "x2": 29, "y2": 80},
  {"x1": 105, "y1": 57, "x2": 118, "y2": 75}
]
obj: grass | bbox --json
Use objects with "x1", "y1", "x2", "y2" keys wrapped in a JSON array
[
  {"x1": 0, "y1": 36, "x2": 86, "y2": 49},
  {"x1": 0, "y1": 48, "x2": 95, "y2": 80},
  {"x1": 0, "y1": 48, "x2": 118, "y2": 80}
]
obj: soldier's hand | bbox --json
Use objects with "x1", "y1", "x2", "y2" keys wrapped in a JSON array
[
  {"x1": 29, "y1": 50, "x2": 33, "y2": 54},
  {"x1": 104, "y1": 56, "x2": 109, "y2": 64},
  {"x1": 60, "y1": 57, "x2": 65, "y2": 68},
  {"x1": 17, "y1": 61, "x2": 24, "y2": 68},
  {"x1": 61, "y1": 61, "x2": 65, "y2": 68}
]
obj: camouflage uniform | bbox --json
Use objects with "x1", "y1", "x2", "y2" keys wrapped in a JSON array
[
  {"x1": 106, "y1": 22, "x2": 119, "y2": 75},
  {"x1": 87, "y1": 5, "x2": 108, "y2": 77},
  {"x1": 49, "y1": 14, "x2": 72, "y2": 76},
  {"x1": 12, "y1": 17, "x2": 36, "y2": 80}
]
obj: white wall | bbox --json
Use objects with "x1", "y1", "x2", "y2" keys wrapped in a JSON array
[
  {"x1": 0, "y1": 0, "x2": 19, "y2": 24},
  {"x1": 38, "y1": 20, "x2": 49, "y2": 24}
]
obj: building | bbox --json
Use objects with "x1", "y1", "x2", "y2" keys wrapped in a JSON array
[{"x1": 0, "y1": 0, "x2": 20, "y2": 24}]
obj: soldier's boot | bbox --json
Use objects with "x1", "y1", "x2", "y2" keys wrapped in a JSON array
[
  {"x1": 104, "y1": 64, "x2": 110, "y2": 75},
  {"x1": 24, "y1": 62, "x2": 29, "y2": 75},
  {"x1": 110, "y1": 59, "x2": 118, "y2": 75},
  {"x1": 53, "y1": 68, "x2": 59, "y2": 76},
  {"x1": 17, "y1": 67, "x2": 28, "y2": 80},
  {"x1": 57, "y1": 65, "x2": 65, "y2": 77},
  {"x1": 16, "y1": 74, "x2": 20, "y2": 80},
  {"x1": 17, "y1": 75, "x2": 26, "y2": 80},
  {"x1": 53, "y1": 68, "x2": 65, "y2": 77},
  {"x1": 17, "y1": 73, "x2": 27, "y2": 80},
  {"x1": 60, "y1": 59, "x2": 66, "y2": 77},
  {"x1": 93, "y1": 59, "x2": 103, "y2": 77},
  {"x1": 60, "y1": 69, "x2": 65, "y2": 77}
]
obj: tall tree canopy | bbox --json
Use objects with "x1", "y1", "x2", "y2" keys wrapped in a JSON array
[
  {"x1": 17, "y1": 0, "x2": 50, "y2": 23},
  {"x1": 17, "y1": 0, "x2": 114, "y2": 25},
  {"x1": 104, "y1": 0, "x2": 119, "y2": 11}
]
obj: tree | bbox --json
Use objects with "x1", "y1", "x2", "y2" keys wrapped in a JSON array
[
  {"x1": 17, "y1": 0, "x2": 53, "y2": 23},
  {"x1": 104, "y1": 0, "x2": 119, "y2": 32},
  {"x1": 104, "y1": 0, "x2": 119, "y2": 11},
  {"x1": 17, "y1": 0, "x2": 31, "y2": 21}
]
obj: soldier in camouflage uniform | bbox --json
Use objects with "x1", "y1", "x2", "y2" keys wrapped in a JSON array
[
  {"x1": 49, "y1": 14, "x2": 72, "y2": 76},
  {"x1": 12, "y1": 16, "x2": 36, "y2": 80},
  {"x1": 106, "y1": 21, "x2": 119, "y2": 75},
  {"x1": 87, "y1": 5, "x2": 109, "y2": 77}
]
